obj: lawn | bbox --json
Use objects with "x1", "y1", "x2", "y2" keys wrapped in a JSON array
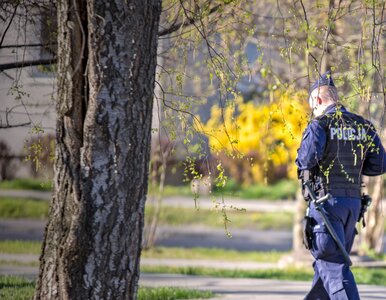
[
  {"x1": 0, "y1": 275, "x2": 213, "y2": 300},
  {"x1": 0, "y1": 197, "x2": 48, "y2": 219},
  {"x1": 142, "y1": 247, "x2": 285, "y2": 262},
  {"x1": 0, "y1": 178, "x2": 52, "y2": 191},
  {"x1": 145, "y1": 205, "x2": 294, "y2": 230},
  {"x1": 0, "y1": 241, "x2": 42, "y2": 255},
  {"x1": 151, "y1": 179, "x2": 298, "y2": 200},
  {"x1": 141, "y1": 265, "x2": 386, "y2": 286},
  {"x1": 0, "y1": 240, "x2": 285, "y2": 263},
  {"x1": 1, "y1": 178, "x2": 298, "y2": 200},
  {"x1": 0, "y1": 196, "x2": 294, "y2": 230}
]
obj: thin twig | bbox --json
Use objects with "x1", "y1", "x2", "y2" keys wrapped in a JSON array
[
  {"x1": 0, "y1": 58, "x2": 56, "y2": 72},
  {"x1": 0, "y1": 2, "x2": 19, "y2": 48},
  {"x1": 0, "y1": 43, "x2": 54, "y2": 48},
  {"x1": 0, "y1": 122, "x2": 31, "y2": 129}
]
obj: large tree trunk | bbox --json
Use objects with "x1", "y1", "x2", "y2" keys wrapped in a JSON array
[{"x1": 34, "y1": 1, "x2": 162, "y2": 299}]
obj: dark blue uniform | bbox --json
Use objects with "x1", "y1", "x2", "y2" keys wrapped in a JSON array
[{"x1": 296, "y1": 104, "x2": 386, "y2": 300}]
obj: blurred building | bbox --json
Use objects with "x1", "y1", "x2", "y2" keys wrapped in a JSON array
[{"x1": 0, "y1": 5, "x2": 56, "y2": 178}]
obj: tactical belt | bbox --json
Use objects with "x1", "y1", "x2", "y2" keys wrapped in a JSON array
[{"x1": 320, "y1": 188, "x2": 360, "y2": 198}]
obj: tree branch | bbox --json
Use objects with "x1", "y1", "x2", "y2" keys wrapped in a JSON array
[
  {"x1": 0, "y1": 3, "x2": 19, "y2": 48},
  {"x1": 0, "y1": 43, "x2": 55, "y2": 49},
  {"x1": 0, "y1": 58, "x2": 56, "y2": 71},
  {"x1": 0, "y1": 121, "x2": 31, "y2": 129},
  {"x1": 158, "y1": 4, "x2": 221, "y2": 37}
]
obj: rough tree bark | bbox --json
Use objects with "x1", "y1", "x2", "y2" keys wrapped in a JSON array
[{"x1": 34, "y1": 0, "x2": 162, "y2": 299}]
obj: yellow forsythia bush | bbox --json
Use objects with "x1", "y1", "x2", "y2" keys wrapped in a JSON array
[{"x1": 203, "y1": 90, "x2": 309, "y2": 184}]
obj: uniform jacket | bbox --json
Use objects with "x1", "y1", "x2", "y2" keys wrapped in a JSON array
[{"x1": 296, "y1": 104, "x2": 386, "y2": 193}]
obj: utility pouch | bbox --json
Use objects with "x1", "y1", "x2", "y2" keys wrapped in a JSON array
[{"x1": 301, "y1": 216, "x2": 314, "y2": 250}]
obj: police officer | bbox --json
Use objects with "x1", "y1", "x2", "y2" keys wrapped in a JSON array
[{"x1": 296, "y1": 71, "x2": 386, "y2": 300}]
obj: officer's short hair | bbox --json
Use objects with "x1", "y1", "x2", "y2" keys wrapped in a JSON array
[{"x1": 315, "y1": 85, "x2": 339, "y2": 102}]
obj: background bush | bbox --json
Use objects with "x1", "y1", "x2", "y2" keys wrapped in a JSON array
[{"x1": 203, "y1": 90, "x2": 309, "y2": 184}]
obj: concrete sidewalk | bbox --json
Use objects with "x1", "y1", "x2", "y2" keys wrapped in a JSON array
[{"x1": 0, "y1": 189, "x2": 53, "y2": 201}]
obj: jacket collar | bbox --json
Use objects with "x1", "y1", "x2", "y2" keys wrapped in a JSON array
[{"x1": 323, "y1": 103, "x2": 346, "y2": 115}]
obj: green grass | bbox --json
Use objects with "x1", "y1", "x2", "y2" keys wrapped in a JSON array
[
  {"x1": 142, "y1": 247, "x2": 285, "y2": 263},
  {"x1": 236, "y1": 180, "x2": 298, "y2": 200},
  {"x1": 213, "y1": 179, "x2": 298, "y2": 200},
  {"x1": 145, "y1": 205, "x2": 294, "y2": 230},
  {"x1": 138, "y1": 287, "x2": 213, "y2": 300},
  {"x1": 353, "y1": 267, "x2": 386, "y2": 286},
  {"x1": 0, "y1": 240, "x2": 284, "y2": 263},
  {"x1": 0, "y1": 241, "x2": 42, "y2": 255},
  {"x1": 0, "y1": 197, "x2": 48, "y2": 219},
  {"x1": 150, "y1": 179, "x2": 298, "y2": 200},
  {"x1": 150, "y1": 184, "x2": 194, "y2": 197},
  {"x1": 0, "y1": 194, "x2": 293, "y2": 229},
  {"x1": 0, "y1": 178, "x2": 52, "y2": 191},
  {"x1": 1, "y1": 177, "x2": 381, "y2": 200},
  {"x1": 0, "y1": 275, "x2": 35, "y2": 300},
  {"x1": 141, "y1": 265, "x2": 386, "y2": 286},
  {"x1": 3, "y1": 240, "x2": 384, "y2": 266},
  {"x1": 142, "y1": 265, "x2": 314, "y2": 281},
  {"x1": 0, "y1": 260, "x2": 39, "y2": 267},
  {"x1": 0, "y1": 275, "x2": 213, "y2": 300}
]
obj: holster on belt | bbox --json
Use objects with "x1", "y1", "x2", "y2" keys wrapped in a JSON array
[
  {"x1": 358, "y1": 194, "x2": 372, "y2": 227},
  {"x1": 298, "y1": 168, "x2": 318, "y2": 250},
  {"x1": 301, "y1": 215, "x2": 314, "y2": 250},
  {"x1": 298, "y1": 169, "x2": 320, "y2": 201}
]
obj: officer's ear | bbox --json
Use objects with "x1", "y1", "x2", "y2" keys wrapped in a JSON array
[{"x1": 316, "y1": 96, "x2": 323, "y2": 105}]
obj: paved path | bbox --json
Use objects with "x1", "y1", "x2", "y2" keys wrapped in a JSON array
[
  {"x1": 0, "y1": 190, "x2": 299, "y2": 252},
  {"x1": 157, "y1": 225, "x2": 294, "y2": 251},
  {"x1": 0, "y1": 189, "x2": 53, "y2": 201},
  {"x1": 2, "y1": 219, "x2": 386, "y2": 253},
  {"x1": 0, "y1": 219, "x2": 45, "y2": 241},
  {"x1": 0, "y1": 218, "x2": 294, "y2": 251},
  {"x1": 141, "y1": 274, "x2": 386, "y2": 300}
]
